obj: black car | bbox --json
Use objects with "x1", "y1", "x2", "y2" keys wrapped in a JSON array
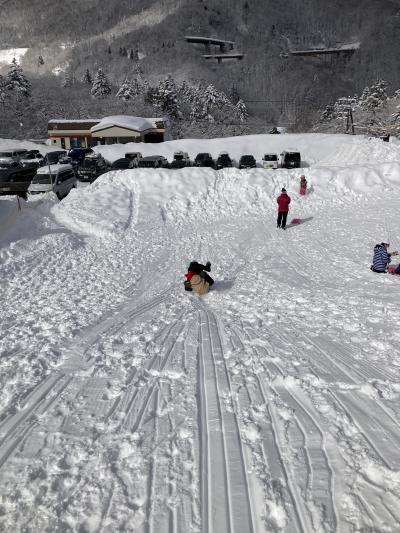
[
  {"x1": 0, "y1": 163, "x2": 38, "y2": 198},
  {"x1": 216, "y1": 153, "x2": 233, "y2": 169},
  {"x1": 68, "y1": 148, "x2": 94, "y2": 164},
  {"x1": 78, "y1": 158, "x2": 109, "y2": 182},
  {"x1": 43, "y1": 150, "x2": 68, "y2": 165},
  {"x1": 280, "y1": 150, "x2": 301, "y2": 169},
  {"x1": 239, "y1": 155, "x2": 257, "y2": 169},
  {"x1": 111, "y1": 158, "x2": 136, "y2": 170},
  {"x1": 169, "y1": 152, "x2": 191, "y2": 169},
  {"x1": 137, "y1": 156, "x2": 169, "y2": 169},
  {"x1": 194, "y1": 153, "x2": 215, "y2": 168}
]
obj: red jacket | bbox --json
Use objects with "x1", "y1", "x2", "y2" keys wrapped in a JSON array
[{"x1": 277, "y1": 193, "x2": 291, "y2": 212}]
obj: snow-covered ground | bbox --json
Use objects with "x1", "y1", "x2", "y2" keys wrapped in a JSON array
[
  {"x1": 1, "y1": 133, "x2": 400, "y2": 532},
  {"x1": 0, "y1": 48, "x2": 28, "y2": 67}
]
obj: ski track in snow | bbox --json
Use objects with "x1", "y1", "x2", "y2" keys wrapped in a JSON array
[{"x1": 1, "y1": 135, "x2": 400, "y2": 531}]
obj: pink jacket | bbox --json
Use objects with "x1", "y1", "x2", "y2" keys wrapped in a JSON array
[{"x1": 277, "y1": 193, "x2": 291, "y2": 212}]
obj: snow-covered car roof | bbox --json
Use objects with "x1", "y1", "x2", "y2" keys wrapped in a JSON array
[{"x1": 36, "y1": 164, "x2": 73, "y2": 173}]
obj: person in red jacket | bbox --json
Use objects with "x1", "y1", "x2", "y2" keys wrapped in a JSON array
[{"x1": 277, "y1": 188, "x2": 291, "y2": 229}]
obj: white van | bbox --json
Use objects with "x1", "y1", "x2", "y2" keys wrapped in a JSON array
[
  {"x1": 262, "y1": 153, "x2": 279, "y2": 169},
  {"x1": 28, "y1": 164, "x2": 77, "y2": 199}
]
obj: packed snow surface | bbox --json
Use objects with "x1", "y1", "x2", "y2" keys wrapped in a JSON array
[{"x1": 1, "y1": 133, "x2": 400, "y2": 532}]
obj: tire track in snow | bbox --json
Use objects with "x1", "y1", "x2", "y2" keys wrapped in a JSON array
[{"x1": 196, "y1": 305, "x2": 255, "y2": 533}]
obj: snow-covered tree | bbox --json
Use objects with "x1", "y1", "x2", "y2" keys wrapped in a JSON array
[
  {"x1": 5, "y1": 58, "x2": 31, "y2": 98},
  {"x1": 0, "y1": 75, "x2": 6, "y2": 105},
  {"x1": 82, "y1": 69, "x2": 92, "y2": 84},
  {"x1": 359, "y1": 80, "x2": 388, "y2": 110},
  {"x1": 235, "y1": 98, "x2": 248, "y2": 122},
  {"x1": 116, "y1": 78, "x2": 138, "y2": 100},
  {"x1": 91, "y1": 68, "x2": 112, "y2": 98},
  {"x1": 157, "y1": 75, "x2": 181, "y2": 118}
]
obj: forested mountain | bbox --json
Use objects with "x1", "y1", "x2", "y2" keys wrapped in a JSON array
[{"x1": 1, "y1": 0, "x2": 399, "y2": 128}]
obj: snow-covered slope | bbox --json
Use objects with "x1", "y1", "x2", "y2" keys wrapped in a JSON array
[{"x1": 1, "y1": 134, "x2": 400, "y2": 532}]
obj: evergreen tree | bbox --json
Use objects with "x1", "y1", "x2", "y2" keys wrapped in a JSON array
[
  {"x1": 359, "y1": 80, "x2": 388, "y2": 109},
  {"x1": 82, "y1": 69, "x2": 92, "y2": 84},
  {"x1": 116, "y1": 78, "x2": 138, "y2": 100},
  {"x1": 91, "y1": 68, "x2": 112, "y2": 98},
  {"x1": 235, "y1": 99, "x2": 248, "y2": 122},
  {"x1": 5, "y1": 58, "x2": 31, "y2": 98},
  {"x1": 157, "y1": 75, "x2": 181, "y2": 118},
  {"x1": 0, "y1": 75, "x2": 6, "y2": 105}
]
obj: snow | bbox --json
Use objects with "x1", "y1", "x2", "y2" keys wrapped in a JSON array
[
  {"x1": 1, "y1": 133, "x2": 400, "y2": 532},
  {"x1": 0, "y1": 48, "x2": 28, "y2": 67},
  {"x1": 91, "y1": 115, "x2": 165, "y2": 133}
]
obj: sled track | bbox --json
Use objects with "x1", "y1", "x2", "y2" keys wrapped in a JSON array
[
  {"x1": 235, "y1": 321, "x2": 341, "y2": 532},
  {"x1": 0, "y1": 288, "x2": 174, "y2": 473},
  {"x1": 196, "y1": 304, "x2": 255, "y2": 533}
]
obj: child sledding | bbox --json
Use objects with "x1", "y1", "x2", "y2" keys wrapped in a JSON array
[{"x1": 184, "y1": 261, "x2": 214, "y2": 294}]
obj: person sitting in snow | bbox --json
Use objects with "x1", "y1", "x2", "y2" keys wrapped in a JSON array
[
  {"x1": 184, "y1": 261, "x2": 214, "y2": 294},
  {"x1": 299, "y1": 175, "x2": 307, "y2": 195},
  {"x1": 371, "y1": 242, "x2": 398, "y2": 273},
  {"x1": 276, "y1": 188, "x2": 291, "y2": 230}
]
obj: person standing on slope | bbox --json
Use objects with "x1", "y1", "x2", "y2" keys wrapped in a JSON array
[
  {"x1": 371, "y1": 242, "x2": 398, "y2": 273},
  {"x1": 277, "y1": 188, "x2": 291, "y2": 230},
  {"x1": 299, "y1": 175, "x2": 307, "y2": 195}
]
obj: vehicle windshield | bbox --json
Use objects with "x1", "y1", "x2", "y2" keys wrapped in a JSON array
[
  {"x1": 81, "y1": 160, "x2": 96, "y2": 169},
  {"x1": 197, "y1": 153, "x2": 211, "y2": 159},
  {"x1": 46, "y1": 153, "x2": 65, "y2": 163},
  {"x1": 264, "y1": 154, "x2": 277, "y2": 161},
  {"x1": 0, "y1": 152, "x2": 13, "y2": 158},
  {"x1": 32, "y1": 173, "x2": 53, "y2": 184},
  {"x1": 242, "y1": 155, "x2": 254, "y2": 160},
  {"x1": 174, "y1": 155, "x2": 184, "y2": 160},
  {"x1": 219, "y1": 154, "x2": 231, "y2": 160},
  {"x1": 114, "y1": 160, "x2": 129, "y2": 168},
  {"x1": 284, "y1": 153, "x2": 301, "y2": 162}
]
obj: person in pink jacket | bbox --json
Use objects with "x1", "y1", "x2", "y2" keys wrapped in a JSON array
[{"x1": 277, "y1": 188, "x2": 291, "y2": 229}]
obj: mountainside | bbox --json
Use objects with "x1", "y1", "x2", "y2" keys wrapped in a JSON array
[{"x1": 1, "y1": 0, "x2": 400, "y2": 123}]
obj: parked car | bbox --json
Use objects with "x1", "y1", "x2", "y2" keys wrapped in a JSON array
[
  {"x1": 43, "y1": 150, "x2": 68, "y2": 165},
  {"x1": 169, "y1": 151, "x2": 191, "y2": 169},
  {"x1": 261, "y1": 153, "x2": 279, "y2": 169},
  {"x1": 78, "y1": 155, "x2": 109, "y2": 182},
  {"x1": 28, "y1": 164, "x2": 77, "y2": 199},
  {"x1": 0, "y1": 148, "x2": 28, "y2": 166},
  {"x1": 68, "y1": 147, "x2": 94, "y2": 164},
  {"x1": 111, "y1": 158, "x2": 136, "y2": 170},
  {"x1": 124, "y1": 152, "x2": 142, "y2": 167},
  {"x1": 0, "y1": 162, "x2": 37, "y2": 198},
  {"x1": 280, "y1": 150, "x2": 301, "y2": 169},
  {"x1": 20, "y1": 150, "x2": 44, "y2": 168},
  {"x1": 137, "y1": 155, "x2": 169, "y2": 169},
  {"x1": 239, "y1": 155, "x2": 257, "y2": 169},
  {"x1": 216, "y1": 152, "x2": 233, "y2": 169},
  {"x1": 194, "y1": 153, "x2": 215, "y2": 168}
]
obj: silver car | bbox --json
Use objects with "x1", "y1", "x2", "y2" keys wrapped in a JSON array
[{"x1": 28, "y1": 164, "x2": 77, "y2": 199}]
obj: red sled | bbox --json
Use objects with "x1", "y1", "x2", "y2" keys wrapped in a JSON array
[
  {"x1": 291, "y1": 218, "x2": 301, "y2": 225},
  {"x1": 388, "y1": 266, "x2": 400, "y2": 275}
]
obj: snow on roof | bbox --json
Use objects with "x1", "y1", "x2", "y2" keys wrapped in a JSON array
[
  {"x1": 91, "y1": 116, "x2": 166, "y2": 133},
  {"x1": 48, "y1": 119, "x2": 101, "y2": 124}
]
